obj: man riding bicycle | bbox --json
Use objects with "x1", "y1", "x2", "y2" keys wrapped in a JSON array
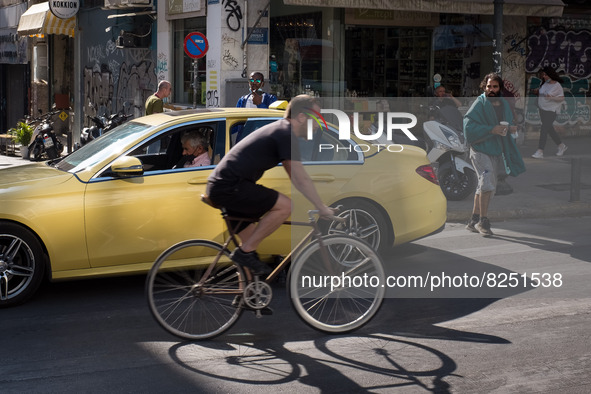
[{"x1": 206, "y1": 94, "x2": 334, "y2": 275}]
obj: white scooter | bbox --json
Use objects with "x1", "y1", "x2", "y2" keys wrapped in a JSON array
[{"x1": 423, "y1": 105, "x2": 477, "y2": 201}]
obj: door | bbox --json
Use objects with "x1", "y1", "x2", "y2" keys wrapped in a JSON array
[{"x1": 83, "y1": 121, "x2": 226, "y2": 268}]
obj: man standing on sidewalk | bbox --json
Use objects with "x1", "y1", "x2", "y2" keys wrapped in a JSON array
[
  {"x1": 145, "y1": 80, "x2": 172, "y2": 115},
  {"x1": 464, "y1": 73, "x2": 525, "y2": 236}
]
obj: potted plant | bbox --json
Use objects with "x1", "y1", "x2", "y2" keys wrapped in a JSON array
[{"x1": 10, "y1": 121, "x2": 33, "y2": 158}]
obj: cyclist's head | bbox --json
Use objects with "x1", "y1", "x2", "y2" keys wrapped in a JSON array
[{"x1": 285, "y1": 94, "x2": 319, "y2": 119}]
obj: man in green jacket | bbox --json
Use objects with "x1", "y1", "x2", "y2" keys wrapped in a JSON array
[
  {"x1": 464, "y1": 73, "x2": 525, "y2": 236},
  {"x1": 145, "y1": 80, "x2": 171, "y2": 115}
]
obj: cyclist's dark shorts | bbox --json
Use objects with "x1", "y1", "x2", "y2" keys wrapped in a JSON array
[{"x1": 207, "y1": 179, "x2": 279, "y2": 232}]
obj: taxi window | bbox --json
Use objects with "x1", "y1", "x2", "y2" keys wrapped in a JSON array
[
  {"x1": 231, "y1": 118, "x2": 280, "y2": 146},
  {"x1": 125, "y1": 122, "x2": 220, "y2": 172},
  {"x1": 299, "y1": 127, "x2": 361, "y2": 163}
]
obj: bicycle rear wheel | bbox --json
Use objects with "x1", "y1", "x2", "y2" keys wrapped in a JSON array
[
  {"x1": 146, "y1": 240, "x2": 245, "y2": 340},
  {"x1": 288, "y1": 235, "x2": 385, "y2": 334}
]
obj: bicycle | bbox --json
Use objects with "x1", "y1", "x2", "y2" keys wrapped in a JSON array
[{"x1": 146, "y1": 195, "x2": 386, "y2": 340}]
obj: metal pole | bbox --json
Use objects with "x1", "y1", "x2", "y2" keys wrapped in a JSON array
[
  {"x1": 193, "y1": 60, "x2": 199, "y2": 108},
  {"x1": 493, "y1": 0, "x2": 504, "y2": 76},
  {"x1": 570, "y1": 158, "x2": 582, "y2": 202}
]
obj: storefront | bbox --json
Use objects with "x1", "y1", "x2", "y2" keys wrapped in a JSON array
[
  {"x1": 16, "y1": 1, "x2": 76, "y2": 148},
  {"x1": 268, "y1": 0, "x2": 565, "y2": 102},
  {"x1": 268, "y1": 4, "x2": 488, "y2": 99},
  {"x1": 269, "y1": 2, "x2": 343, "y2": 99},
  {"x1": 343, "y1": 10, "x2": 461, "y2": 98},
  {"x1": 1, "y1": 2, "x2": 30, "y2": 132}
]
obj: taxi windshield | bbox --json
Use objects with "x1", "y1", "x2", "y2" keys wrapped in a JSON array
[{"x1": 55, "y1": 122, "x2": 153, "y2": 173}]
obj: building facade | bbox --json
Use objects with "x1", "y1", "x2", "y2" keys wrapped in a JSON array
[{"x1": 7, "y1": 0, "x2": 591, "y2": 149}]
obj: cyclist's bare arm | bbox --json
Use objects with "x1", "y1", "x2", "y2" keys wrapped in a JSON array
[{"x1": 282, "y1": 159, "x2": 334, "y2": 219}]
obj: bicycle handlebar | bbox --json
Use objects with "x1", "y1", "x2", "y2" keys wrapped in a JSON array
[{"x1": 307, "y1": 205, "x2": 345, "y2": 223}]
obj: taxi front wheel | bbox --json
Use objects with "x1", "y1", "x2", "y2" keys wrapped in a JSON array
[{"x1": 0, "y1": 222, "x2": 46, "y2": 308}]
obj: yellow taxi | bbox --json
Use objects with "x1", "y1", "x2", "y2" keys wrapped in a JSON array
[{"x1": 0, "y1": 103, "x2": 446, "y2": 307}]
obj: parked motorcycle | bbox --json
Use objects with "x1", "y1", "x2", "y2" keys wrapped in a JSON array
[
  {"x1": 27, "y1": 111, "x2": 63, "y2": 161},
  {"x1": 423, "y1": 104, "x2": 477, "y2": 201},
  {"x1": 80, "y1": 108, "x2": 133, "y2": 146}
]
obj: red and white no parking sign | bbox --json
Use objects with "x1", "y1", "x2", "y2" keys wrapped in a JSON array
[{"x1": 184, "y1": 32, "x2": 209, "y2": 59}]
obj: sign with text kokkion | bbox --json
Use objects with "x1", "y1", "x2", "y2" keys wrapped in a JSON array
[{"x1": 49, "y1": 0, "x2": 79, "y2": 19}]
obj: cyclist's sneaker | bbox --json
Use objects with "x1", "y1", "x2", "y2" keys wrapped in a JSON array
[
  {"x1": 475, "y1": 217, "x2": 493, "y2": 236},
  {"x1": 230, "y1": 248, "x2": 273, "y2": 275},
  {"x1": 466, "y1": 214, "x2": 480, "y2": 233}
]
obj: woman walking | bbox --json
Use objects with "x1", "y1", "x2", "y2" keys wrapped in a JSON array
[{"x1": 531, "y1": 66, "x2": 567, "y2": 159}]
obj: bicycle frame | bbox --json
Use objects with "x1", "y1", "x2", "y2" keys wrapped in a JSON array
[
  {"x1": 147, "y1": 204, "x2": 385, "y2": 339},
  {"x1": 198, "y1": 209, "x2": 329, "y2": 286}
]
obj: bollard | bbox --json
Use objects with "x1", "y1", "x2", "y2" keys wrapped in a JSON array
[{"x1": 570, "y1": 157, "x2": 582, "y2": 202}]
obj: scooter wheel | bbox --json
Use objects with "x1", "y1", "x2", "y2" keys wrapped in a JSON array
[
  {"x1": 438, "y1": 163, "x2": 477, "y2": 201},
  {"x1": 46, "y1": 147, "x2": 58, "y2": 159},
  {"x1": 27, "y1": 142, "x2": 42, "y2": 161}
]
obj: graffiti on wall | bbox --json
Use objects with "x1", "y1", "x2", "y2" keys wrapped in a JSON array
[
  {"x1": 156, "y1": 52, "x2": 169, "y2": 81},
  {"x1": 526, "y1": 28, "x2": 591, "y2": 78},
  {"x1": 502, "y1": 23, "x2": 528, "y2": 110},
  {"x1": 504, "y1": 33, "x2": 527, "y2": 72},
  {"x1": 116, "y1": 61, "x2": 157, "y2": 112},
  {"x1": 525, "y1": 28, "x2": 591, "y2": 129},
  {"x1": 207, "y1": 60, "x2": 220, "y2": 108},
  {"x1": 525, "y1": 75, "x2": 590, "y2": 125},
  {"x1": 84, "y1": 40, "x2": 157, "y2": 121},
  {"x1": 83, "y1": 68, "x2": 113, "y2": 120},
  {"x1": 223, "y1": 49, "x2": 239, "y2": 69},
  {"x1": 222, "y1": 0, "x2": 243, "y2": 32}
]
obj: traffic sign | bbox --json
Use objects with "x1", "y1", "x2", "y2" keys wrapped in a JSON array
[{"x1": 184, "y1": 32, "x2": 209, "y2": 59}]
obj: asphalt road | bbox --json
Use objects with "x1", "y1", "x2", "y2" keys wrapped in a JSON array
[{"x1": 1, "y1": 217, "x2": 590, "y2": 393}]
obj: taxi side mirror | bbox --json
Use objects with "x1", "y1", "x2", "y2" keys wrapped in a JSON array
[{"x1": 110, "y1": 156, "x2": 144, "y2": 177}]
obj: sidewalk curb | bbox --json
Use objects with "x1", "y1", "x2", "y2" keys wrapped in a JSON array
[{"x1": 447, "y1": 201, "x2": 591, "y2": 222}]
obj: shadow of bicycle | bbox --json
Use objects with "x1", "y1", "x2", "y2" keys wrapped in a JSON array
[
  {"x1": 160, "y1": 239, "x2": 532, "y2": 392},
  {"x1": 166, "y1": 294, "x2": 509, "y2": 392}
]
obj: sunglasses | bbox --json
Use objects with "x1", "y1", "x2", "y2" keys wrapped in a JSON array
[{"x1": 249, "y1": 79, "x2": 262, "y2": 83}]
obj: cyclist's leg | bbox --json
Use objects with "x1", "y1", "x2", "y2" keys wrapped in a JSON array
[{"x1": 240, "y1": 193, "x2": 291, "y2": 252}]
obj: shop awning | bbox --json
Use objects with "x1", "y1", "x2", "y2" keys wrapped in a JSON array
[
  {"x1": 17, "y1": 2, "x2": 75, "y2": 37},
  {"x1": 283, "y1": 0, "x2": 565, "y2": 18}
]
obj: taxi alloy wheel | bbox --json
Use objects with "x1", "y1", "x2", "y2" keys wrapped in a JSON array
[
  {"x1": 327, "y1": 200, "x2": 389, "y2": 253},
  {"x1": 0, "y1": 223, "x2": 45, "y2": 307}
]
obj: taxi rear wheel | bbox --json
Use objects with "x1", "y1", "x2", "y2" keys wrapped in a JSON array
[{"x1": 0, "y1": 223, "x2": 46, "y2": 308}]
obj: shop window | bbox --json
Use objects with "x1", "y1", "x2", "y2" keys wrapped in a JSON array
[
  {"x1": 270, "y1": 12, "x2": 343, "y2": 99},
  {"x1": 345, "y1": 27, "x2": 431, "y2": 98}
]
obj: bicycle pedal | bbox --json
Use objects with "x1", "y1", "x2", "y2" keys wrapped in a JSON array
[{"x1": 254, "y1": 306, "x2": 273, "y2": 316}]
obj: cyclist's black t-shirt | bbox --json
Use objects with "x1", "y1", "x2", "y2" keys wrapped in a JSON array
[{"x1": 208, "y1": 118, "x2": 301, "y2": 187}]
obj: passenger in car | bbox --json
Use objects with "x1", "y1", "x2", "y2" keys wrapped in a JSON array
[{"x1": 177, "y1": 129, "x2": 211, "y2": 168}]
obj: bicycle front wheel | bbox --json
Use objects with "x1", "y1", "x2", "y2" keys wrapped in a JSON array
[
  {"x1": 288, "y1": 235, "x2": 385, "y2": 334},
  {"x1": 146, "y1": 240, "x2": 245, "y2": 340}
]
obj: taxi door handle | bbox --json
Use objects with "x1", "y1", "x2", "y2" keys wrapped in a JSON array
[
  {"x1": 188, "y1": 176, "x2": 209, "y2": 185},
  {"x1": 311, "y1": 174, "x2": 335, "y2": 182}
]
